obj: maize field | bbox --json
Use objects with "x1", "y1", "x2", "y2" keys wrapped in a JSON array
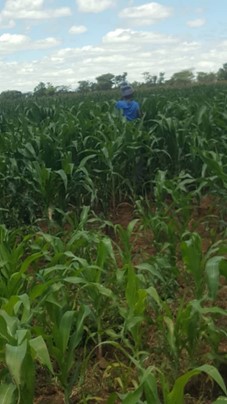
[{"x1": 0, "y1": 85, "x2": 227, "y2": 403}]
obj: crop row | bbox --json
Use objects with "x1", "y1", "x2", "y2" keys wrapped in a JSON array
[{"x1": 0, "y1": 86, "x2": 227, "y2": 226}]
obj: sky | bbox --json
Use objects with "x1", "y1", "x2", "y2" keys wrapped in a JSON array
[{"x1": 0, "y1": 0, "x2": 227, "y2": 92}]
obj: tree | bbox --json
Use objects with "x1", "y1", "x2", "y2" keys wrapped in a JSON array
[
  {"x1": 217, "y1": 63, "x2": 227, "y2": 81},
  {"x1": 158, "y1": 72, "x2": 165, "y2": 84},
  {"x1": 169, "y1": 69, "x2": 194, "y2": 86},
  {"x1": 45, "y1": 82, "x2": 57, "y2": 96},
  {"x1": 0, "y1": 90, "x2": 23, "y2": 101},
  {"x1": 131, "y1": 81, "x2": 141, "y2": 88},
  {"x1": 142, "y1": 72, "x2": 158, "y2": 85},
  {"x1": 33, "y1": 82, "x2": 58, "y2": 96},
  {"x1": 196, "y1": 72, "x2": 217, "y2": 84},
  {"x1": 142, "y1": 72, "x2": 152, "y2": 85},
  {"x1": 112, "y1": 72, "x2": 128, "y2": 88},
  {"x1": 95, "y1": 73, "x2": 114, "y2": 91},
  {"x1": 56, "y1": 85, "x2": 71, "y2": 93},
  {"x1": 77, "y1": 80, "x2": 93, "y2": 93},
  {"x1": 33, "y1": 82, "x2": 47, "y2": 96}
]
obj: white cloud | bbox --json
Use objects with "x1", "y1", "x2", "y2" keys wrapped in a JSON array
[
  {"x1": 103, "y1": 28, "x2": 177, "y2": 45},
  {"x1": 119, "y1": 2, "x2": 172, "y2": 25},
  {"x1": 34, "y1": 37, "x2": 60, "y2": 48},
  {"x1": 4, "y1": 0, "x2": 44, "y2": 12},
  {"x1": 187, "y1": 18, "x2": 205, "y2": 28},
  {"x1": 2, "y1": 30, "x2": 194, "y2": 88},
  {"x1": 51, "y1": 8, "x2": 71, "y2": 18},
  {"x1": 0, "y1": 33, "x2": 60, "y2": 55},
  {"x1": 0, "y1": 0, "x2": 71, "y2": 25},
  {"x1": 69, "y1": 25, "x2": 87, "y2": 34},
  {"x1": 0, "y1": 33, "x2": 28, "y2": 45},
  {"x1": 0, "y1": 27, "x2": 227, "y2": 92},
  {"x1": 76, "y1": 0, "x2": 115, "y2": 13}
]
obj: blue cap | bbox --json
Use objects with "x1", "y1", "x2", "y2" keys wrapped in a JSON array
[{"x1": 120, "y1": 82, "x2": 134, "y2": 97}]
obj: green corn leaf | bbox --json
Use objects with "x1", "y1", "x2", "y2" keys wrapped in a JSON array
[
  {"x1": 59, "y1": 311, "x2": 75, "y2": 354},
  {"x1": 197, "y1": 365, "x2": 227, "y2": 395},
  {"x1": 91, "y1": 283, "x2": 114, "y2": 298},
  {"x1": 120, "y1": 385, "x2": 143, "y2": 403},
  {"x1": 125, "y1": 315, "x2": 144, "y2": 330},
  {"x1": 146, "y1": 286, "x2": 162, "y2": 308},
  {"x1": 164, "y1": 316, "x2": 176, "y2": 358},
  {"x1": 0, "y1": 384, "x2": 16, "y2": 404},
  {"x1": 167, "y1": 364, "x2": 227, "y2": 404},
  {"x1": 25, "y1": 142, "x2": 37, "y2": 158},
  {"x1": 56, "y1": 169, "x2": 68, "y2": 191},
  {"x1": 29, "y1": 281, "x2": 52, "y2": 301},
  {"x1": 96, "y1": 237, "x2": 116, "y2": 268},
  {"x1": 20, "y1": 252, "x2": 43, "y2": 275},
  {"x1": 181, "y1": 233, "x2": 202, "y2": 274},
  {"x1": 181, "y1": 232, "x2": 203, "y2": 298},
  {"x1": 201, "y1": 151, "x2": 227, "y2": 184},
  {"x1": 197, "y1": 105, "x2": 207, "y2": 126},
  {"x1": 5, "y1": 340, "x2": 27, "y2": 386},
  {"x1": 79, "y1": 154, "x2": 96, "y2": 168},
  {"x1": 136, "y1": 262, "x2": 164, "y2": 281},
  {"x1": 79, "y1": 205, "x2": 90, "y2": 228},
  {"x1": 40, "y1": 264, "x2": 70, "y2": 276},
  {"x1": 0, "y1": 315, "x2": 12, "y2": 342},
  {"x1": 0, "y1": 311, "x2": 18, "y2": 338},
  {"x1": 167, "y1": 368, "x2": 204, "y2": 404},
  {"x1": 105, "y1": 329, "x2": 120, "y2": 339},
  {"x1": 1, "y1": 296, "x2": 20, "y2": 316},
  {"x1": 126, "y1": 266, "x2": 139, "y2": 310},
  {"x1": 127, "y1": 219, "x2": 139, "y2": 237},
  {"x1": 205, "y1": 256, "x2": 223, "y2": 299},
  {"x1": 69, "y1": 304, "x2": 90, "y2": 351},
  {"x1": 7, "y1": 273, "x2": 23, "y2": 297},
  {"x1": 16, "y1": 330, "x2": 28, "y2": 345},
  {"x1": 106, "y1": 392, "x2": 118, "y2": 404},
  {"x1": 220, "y1": 259, "x2": 227, "y2": 278},
  {"x1": 63, "y1": 251, "x2": 87, "y2": 264},
  {"x1": 141, "y1": 368, "x2": 161, "y2": 404},
  {"x1": 213, "y1": 398, "x2": 227, "y2": 404},
  {"x1": 134, "y1": 289, "x2": 147, "y2": 316},
  {"x1": 17, "y1": 294, "x2": 30, "y2": 323},
  {"x1": 29, "y1": 336, "x2": 53, "y2": 373},
  {"x1": 64, "y1": 276, "x2": 86, "y2": 285},
  {"x1": 203, "y1": 306, "x2": 227, "y2": 315}
]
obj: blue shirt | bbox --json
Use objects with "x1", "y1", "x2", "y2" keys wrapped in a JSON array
[{"x1": 115, "y1": 100, "x2": 140, "y2": 121}]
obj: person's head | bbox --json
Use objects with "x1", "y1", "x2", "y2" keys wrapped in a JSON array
[{"x1": 120, "y1": 83, "x2": 134, "y2": 99}]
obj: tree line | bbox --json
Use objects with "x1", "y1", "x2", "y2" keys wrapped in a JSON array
[
  {"x1": 1, "y1": 63, "x2": 227, "y2": 100},
  {"x1": 76, "y1": 63, "x2": 227, "y2": 92}
]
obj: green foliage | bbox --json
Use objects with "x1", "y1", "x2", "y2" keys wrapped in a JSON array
[
  {"x1": 166, "y1": 364, "x2": 227, "y2": 404},
  {"x1": 169, "y1": 69, "x2": 195, "y2": 85},
  {"x1": 0, "y1": 384, "x2": 16, "y2": 404},
  {"x1": 1, "y1": 85, "x2": 227, "y2": 223},
  {"x1": 0, "y1": 85, "x2": 227, "y2": 403}
]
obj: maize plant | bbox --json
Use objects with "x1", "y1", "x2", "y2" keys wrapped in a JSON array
[{"x1": 0, "y1": 85, "x2": 226, "y2": 402}]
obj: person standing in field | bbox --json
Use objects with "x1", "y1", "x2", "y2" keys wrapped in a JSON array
[{"x1": 115, "y1": 82, "x2": 141, "y2": 121}]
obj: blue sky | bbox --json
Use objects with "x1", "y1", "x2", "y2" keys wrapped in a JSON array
[{"x1": 0, "y1": 0, "x2": 227, "y2": 92}]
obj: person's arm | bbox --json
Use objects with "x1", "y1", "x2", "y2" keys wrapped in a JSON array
[{"x1": 115, "y1": 100, "x2": 121, "y2": 110}]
